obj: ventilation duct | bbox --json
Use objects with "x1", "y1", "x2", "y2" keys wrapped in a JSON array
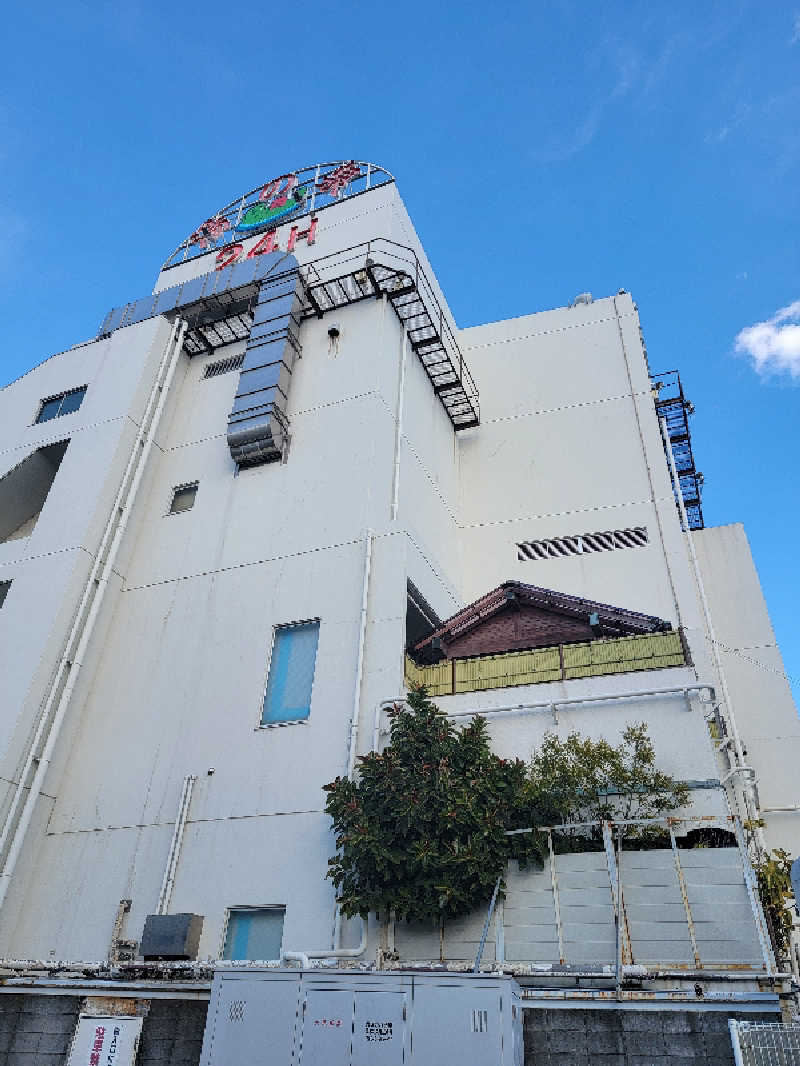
[{"x1": 226, "y1": 265, "x2": 304, "y2": 466}]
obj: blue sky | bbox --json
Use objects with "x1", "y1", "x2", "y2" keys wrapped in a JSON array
[{"x1": 2, "y1": 1, "x2": 798, "y2": 699}]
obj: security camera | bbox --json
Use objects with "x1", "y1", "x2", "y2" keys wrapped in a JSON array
[{"x1": 327, "y1": 323, "x2": 341, "y2": 340}]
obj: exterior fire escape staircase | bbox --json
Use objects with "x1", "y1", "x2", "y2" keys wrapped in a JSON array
[
  {"x1": 652, "y1": 369, "x2": 704, "y2": 530},
  {"x1": 299, "y1": 239, "x2": 480, "y2": 430}
]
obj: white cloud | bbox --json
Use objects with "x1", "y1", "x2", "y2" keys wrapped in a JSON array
[
  {"x1": 734, "y1": 300, "x2": 800, "y2": 380},
  {"x1": 792, "y1": 13, "x2": 800, "y2": 43}
]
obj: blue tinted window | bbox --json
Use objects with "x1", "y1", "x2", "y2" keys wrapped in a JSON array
[
  {"x1": 262, "y1": 622, "x2": 319, "y2": 725},
  {"x1": 36, "y1": 398, "x2": 62, "y2": 423},
  {"x1": 59, "y1": 387, "x2": 86, "y2": 415},
  {"x1": 36, "y1": 386, "x2": 86, "y2": 423},
  {"x1": 222, "y1": 908, "x2": 284, "y2": 960}
]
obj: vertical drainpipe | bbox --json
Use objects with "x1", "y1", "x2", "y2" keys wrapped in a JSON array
[
  {"x1": 390, "y1": 329, "x2": 408, "y2": 522},
  {"x1": 0, "y1": 318, "x2": 188, "y2": 916},
  {"x1": 330, "y1": 527, "x2": 374, "y2": 953},
  {"x1": 347, "y1": 529, "x2": 374, "y2": 781},
  {"x1": 156, "y1": 774, "x2": 196, "y2": 915},
  {"x1": 660, "y1": 418, "x2": 765, "y2": 853},
  {"x1": 612, "y1": 296, "x2": 684, "y2": 629}
]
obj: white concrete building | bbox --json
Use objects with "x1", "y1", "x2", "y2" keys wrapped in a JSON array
[{"x1": 0, "y1": 160, "x2": 797, "y2": 990}]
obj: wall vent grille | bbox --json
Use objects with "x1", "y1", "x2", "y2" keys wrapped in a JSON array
[
  {"x1": 203, "y1": 353, "x2": 245, "y2": 379},
  {"x1": 471, "y1": 1010, "x2": 489, "y2": 1033},
  {"x1": 518, "y1": 526, "x2": 648, "y2": 562}
]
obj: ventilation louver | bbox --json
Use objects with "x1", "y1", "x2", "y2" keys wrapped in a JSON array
[{"x1": 518, "y1": 526, "x2": 648, "y2": 562}]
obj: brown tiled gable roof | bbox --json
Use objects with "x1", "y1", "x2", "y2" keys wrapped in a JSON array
[{"x1": 413, "y1": 580, "x2": 671, "y2": 662}]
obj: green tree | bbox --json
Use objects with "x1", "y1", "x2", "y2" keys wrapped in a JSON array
[
  {"x1": 528, "y1": 724, "x2": 689, "y2": 844},
  {"x1": 323, "y1": 686, "x2": 542, "y2": 923},
  {"x1": 753, "y1": 848, "x2": 794, "y2": 961}
]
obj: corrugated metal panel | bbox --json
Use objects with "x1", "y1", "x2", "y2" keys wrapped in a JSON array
[
  {"x1": 619, "y1": 850, "x2": 695, "y2": 965},
  {"x1": 503, "y1": 860, "x2": 560, "y2": 964},
  {"x1": 393, "y1": 910, "x2": 499, "y2": 965},
  {"x1": 394, "y1": 839, "x2": 770, "y2": 972},
  {"x1": 680, "y1": 849, "x2": 764, "y2": 966}
]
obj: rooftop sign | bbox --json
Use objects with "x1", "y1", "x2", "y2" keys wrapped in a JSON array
[{"x1": 162, "y1": 160, "x2": 394, "y2": 270}]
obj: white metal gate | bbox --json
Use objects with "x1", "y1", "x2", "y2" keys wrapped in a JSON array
[{"x1": 729, "y1": 1021, "x2": 800, "y2": 1065}]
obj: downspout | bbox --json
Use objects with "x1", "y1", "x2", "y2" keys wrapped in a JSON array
[
  {"x1": 156, "y1": 774, "x2": 196, "y2": 915},
  {"x1": 660, "y1": 417, "x2": 764, "y2": 852},
  {"x1": 613, "y1": 296, "x2": 684, "y2": 628},
  {"x1": 0, "y1": 318, "x2": 188, "y2": 915},
  {"x1": 346, "y1": 529, "x2": 374, "y2": 780},
  {"x1": 304, "y1": 528, "x2": 373, "y2": 961},
  {"x1": 390, "y1": 329, "x2": 408, "y2": 521}
]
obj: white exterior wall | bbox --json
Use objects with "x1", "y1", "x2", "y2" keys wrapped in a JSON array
[
  {"x1": 692, "y1": 523, "x2": 800, "y2": 854},
  {"x1": 0, "y1": 179, "x2": 790, "y2": 965}
]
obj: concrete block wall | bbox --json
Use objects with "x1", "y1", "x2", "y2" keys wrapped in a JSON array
[
  {"x1": 523, "y1": 1007, "x2": 780, "y2": 1066},
  {"x1": 0, "y1": 995, "x2": 208, "y2": 1066},
  {"x1": 134, "y1": 1000, "x2": 207, "y2": 1066},
  {"x1": 0, "y1": 995, "x2": 81, "y2": 1065}
]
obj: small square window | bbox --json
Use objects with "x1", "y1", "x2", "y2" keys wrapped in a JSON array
[
  {"x1": 35, "y1": 387, "x2": 87, "y2": 424},
  {"x1": 168, "y1": 483, "x2": 198, "y2": 514},
  {"x1": 222, "y1": 907, "x2": 285, "y2": 961},
  {"x1": 0, "y1": 582, "x2": 10, "y2": 609},
  {"x1": 261, "y1": 621, "x2": 320, "y2": 725}
]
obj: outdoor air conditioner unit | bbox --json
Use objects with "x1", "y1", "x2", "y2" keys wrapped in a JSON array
[
  {"x1": 140, "y1": 913, "x2": 204, "y2": 960},
  {"x1": 199, "y1": 968, "x2": 522, "y2": 1066}
]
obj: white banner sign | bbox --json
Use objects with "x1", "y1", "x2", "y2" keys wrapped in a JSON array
[{"x1": 67, "y1": 1015, "x2": 143, "y2": 1066}]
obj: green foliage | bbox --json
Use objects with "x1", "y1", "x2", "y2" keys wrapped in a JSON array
[
  {"x1": 528, "y1": 724, "x2": 690, "y2": 846},
  {"x1": 753, "y1": 848, "x2": 794, "y2": 960},
  {"x1": 324, "y1": 692, "x2": 691, "y2": 923},
  {"x1": 323, "y1": 686, "x2": 543, "y2": 922}
]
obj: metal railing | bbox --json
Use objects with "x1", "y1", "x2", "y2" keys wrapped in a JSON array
[{"x1": 299, "y1": 237, "x2": 480, "y2": 428}]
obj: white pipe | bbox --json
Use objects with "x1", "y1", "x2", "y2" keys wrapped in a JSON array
[
  {"x1": 0, "y1": 318, "x2": 185, "y2": 864},
  {"x1": 390, "y1": 329, "x2": 408, "y2": 521},
  {"x1": 281, "y1": 951, "x2": 310, "y2": 969},
  {"x1": 305, "y1": 919, "x2": 367, "y2": 960},
  {"x1": 313, "y1": 529, "x2": 373, "y2": 962},
  {"x1": 0, "y1": 319, "x2": 188, "y2": 913},
  {"x1": 374, "y1": 685, "x2": 714, "y2": 742},
  {"x1": 613, "y1": 296, "x2": 684, "y2": 628},
  {"x1": 660, "y1": 418, "x2": 763, "y2": 849},
  {"x1": 445, "y1": 683, "x2": 713, "y2": 719},
  {"x1": 729, "y1": 1019, "x2": 746, "y2": 1066},
  {"x1": 157, "y1": 774, "x2": 196, "y2": 915},
  {"x1": 372, "y1": 698, "x2": 403, "y2": 753},
  {"x1": 346, "y1": 529, "x2": 373, "y2": 779}
]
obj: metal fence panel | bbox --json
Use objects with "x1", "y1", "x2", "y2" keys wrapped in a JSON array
[{"x1": 729, "y1": 1021, "x2": 800, "y2": 1065}]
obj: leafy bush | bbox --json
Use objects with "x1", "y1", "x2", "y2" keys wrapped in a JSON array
[
  {"x1": 324, "y1": 691, "x2": 690, "y2": 922},
  {"x1": 323, "y1": 686, "x2": 542, "y2": 922},
  {"x1": 528, "y1": 725, "x2": 690, "y2": 848}
]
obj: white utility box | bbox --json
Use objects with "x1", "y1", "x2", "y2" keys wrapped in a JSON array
[{"x1": 199, "y1": 968, "x2": 522, "y2": 1066}]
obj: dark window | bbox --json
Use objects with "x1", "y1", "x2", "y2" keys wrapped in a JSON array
[
  {"x1": 0, "y1": 440, "x2": 69, "y2": 543},
  {"x1": 35, "y1": 387, "x2": 87, "y2": 424},
  {"x1": 168, "y1": 483, "x2": 198, "y2": 514},
  {"x1": 0, "y1": 582, "x2": 10, "y2": 609}
]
